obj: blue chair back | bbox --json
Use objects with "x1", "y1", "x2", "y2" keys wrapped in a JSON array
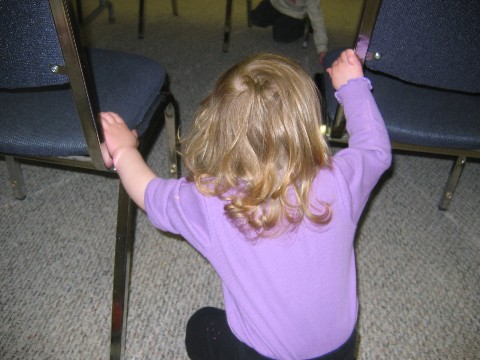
[
  {"x1": 0, "y1": 0, "x2": 69, "y2": 88},
  {"x1": 363, "y1": 0, "x2": 480, "y2": 93}
]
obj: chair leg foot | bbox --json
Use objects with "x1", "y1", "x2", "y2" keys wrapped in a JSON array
[
  {"x1": 6, "y1": 156, "x2": 26, "y2": 200},
  {"x1": 438, "y1": 156, "x2": 466, "y2": 210},
  {"x1": 247, "y1": 0, "x2": 252, "y2": 27}
]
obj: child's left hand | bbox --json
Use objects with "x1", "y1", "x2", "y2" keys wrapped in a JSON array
[
  {"x1": 326, "y1": 49, "x2": 363, "y2": 90},
  {"x1": 319, "y1": 51, "x2": 327, "y2": 66},
  {"x1": 100, "y1": 112, "x2": 138, "y2": 169}
]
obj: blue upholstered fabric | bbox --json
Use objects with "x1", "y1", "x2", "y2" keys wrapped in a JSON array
[
  {"x1": 0, "y1": 0, "x2": 69, "y2": 87},
  {"x1": 363, "y1": 70, "x2": 480, "y2": 149},
  {"x1": 0, "y1": 48, "x2": 166, "y2": 156},
  {"x1": 323, "y1": 49, "x2": 480, "y2": 150},
  {"x1": 365, "y1": 0, "x2": 480, "y2": 93}
]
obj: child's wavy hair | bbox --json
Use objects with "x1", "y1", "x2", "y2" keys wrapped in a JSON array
[{"x1": 182, "y1": 53, "x2": 332, "y2": 237}]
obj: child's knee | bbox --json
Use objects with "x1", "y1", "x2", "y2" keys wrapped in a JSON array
[
  {"x1": 185, "y1": 307, "x2": 227, "y2": 359},
  {"x1": 185, "y1": 307, "x2": 224, "y2": 343}
]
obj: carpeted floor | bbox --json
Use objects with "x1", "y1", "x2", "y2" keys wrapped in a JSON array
[{"x1": 1, "y1": 1, "x2": 479, "y2": 359}]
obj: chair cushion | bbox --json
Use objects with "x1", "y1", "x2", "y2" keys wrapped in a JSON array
[
  {"x1": 0, "y1": 48, "x2": 166, "y2": 157},
  {"x1": 323, "y1": 49, "x2": 480, "y2": 150},
  {"x1": 364, "y1": 70, "x2": 480, "y2": 149}
]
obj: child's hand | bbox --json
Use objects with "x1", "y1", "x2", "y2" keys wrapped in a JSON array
[
  {"x1": 318, "y1": 51, "x2": 327, "y2": 66},
  {"x1": 100, "y1": 112, "x2": 138, "y2": 168},
  {"x1": 326, "y1": 49, "x2": 364, "y2": 90}
]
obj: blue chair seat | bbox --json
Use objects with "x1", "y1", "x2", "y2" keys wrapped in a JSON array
[
  {"x1": 364, "y1": 70, "x2": 480, "y2": 149},
  {"x1": 0, "y1": 48, "x2": 165, "y2": 157}
]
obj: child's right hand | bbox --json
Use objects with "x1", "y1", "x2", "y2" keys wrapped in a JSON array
[
  {"x1": 99, "y1": 112, "x2": 156, "y2": 210},
  {"x1": 326, "y1": 49, "x2": 364, "y2": 90},
  {"x1": 100, "y1": 112, "x2": 138, "y2": 169}
]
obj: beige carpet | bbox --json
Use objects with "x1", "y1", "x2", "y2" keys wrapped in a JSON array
[{"x1": 1, "y1": 0, "x2": 479, "y2": 359}]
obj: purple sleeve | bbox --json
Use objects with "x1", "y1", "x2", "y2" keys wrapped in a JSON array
[
  {"x1": 144, "y1": 177, "x2": 212, "y2": 256},
  {"x1": 332, "y1": 77, "x2": 392, "y2": 223}
]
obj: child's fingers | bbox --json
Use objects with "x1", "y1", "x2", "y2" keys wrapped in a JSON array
[
  {"x1": 345, "y1": 49, "x2": 360, "y2": 66},
  {"x1": 100, "y1": 112, "x2": 125, "y2": 125},
  {"x1": 100, "y1": 114, "x2": 110, "y2": 126},
  {"x1": 100, "y1": 112, "x2": 115, "y2": 124},
  {"x1": 336, "y1": 49, "x2": 356, "y2": 67},
  {"x1": 110, "y1": 112, "x2": 125, "y2": 124},
  {"x1": 100, "y1": 142, "x2": 114, "y2": 169},
  {"x1": 345, "y1": 50, "x2": 354, "y2": 65}
]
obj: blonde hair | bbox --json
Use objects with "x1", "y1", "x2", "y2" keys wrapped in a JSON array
[{"x1": 182, "y1": 53, "x2": 332, "y2": 237}]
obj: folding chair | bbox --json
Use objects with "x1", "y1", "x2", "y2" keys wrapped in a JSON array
[
  {"x1": 322, "y1": 0, "x2": 480, "y2": 209},
  {"x1": 0, "y1": 0, "x2": 179, "y2": 359}
]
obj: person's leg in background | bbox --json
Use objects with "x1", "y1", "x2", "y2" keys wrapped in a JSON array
[
  {"x1": 250, "y1": 0, "x2": 282, "y2": 27},
  {"x1": 272, "y1": 14, "x2": 306, "y2": 43},
  {"x1": 251, "y1": 0, "x2": 306, "y2": 43}
]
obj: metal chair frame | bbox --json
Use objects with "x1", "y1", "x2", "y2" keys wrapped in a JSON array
[
  {"x1": 75, "y1": 0, "x2": 115, "y2": 26},
  {"x1": 326, "y1": 0, "x2": 480, "y2": 210},
  {"x1": 223, "y1": 0, "x2": 253, "y2": 52}
]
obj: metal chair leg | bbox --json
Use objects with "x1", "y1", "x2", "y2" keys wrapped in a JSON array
[
  {"x1": 165, "y1": 102, "x2": 179, "y2": 178},
  {"x1": 171, "y1": 0, "x2": 178, "y2": 16},
  {"x1": 76, "y1": 0, "x2": 84, "y2": 25},
  {"x1": 110, "y1": 183, "x2": 136, "y2": 360},
  {"x1": 106, "y1": 0, "x2": 115, "y2": 23},
  {"x1": 138, "y1": 0, "x2": 146, "y2": 38},
  {"x1": 223, "y1": 0, "x2": 233, "y2": 52},
  {"x1": 223, "y1": 0, "x2": 252, "y2": 52},
  {"x1": 6, "y1": 156, "x2": 26, "y2": 200},
  {"x1": 438, "y1": 156, "x2": 466, "y2": 210},
  {"x1": 78, "y1": 0, "x2": 115, "y2": 27}
]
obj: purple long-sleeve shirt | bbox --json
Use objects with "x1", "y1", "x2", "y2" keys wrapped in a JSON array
[{"x1": 145, "y1": 78, "x2": 391, "y2": 359}]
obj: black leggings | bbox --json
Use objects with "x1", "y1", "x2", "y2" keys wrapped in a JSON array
[{"x1": 185, "y1": 307, "x2": 357, "y2": 360}]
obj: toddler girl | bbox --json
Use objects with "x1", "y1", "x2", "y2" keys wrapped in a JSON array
[{"x1": 101, "y1": 49, "x2": 391, "y2": 359}]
